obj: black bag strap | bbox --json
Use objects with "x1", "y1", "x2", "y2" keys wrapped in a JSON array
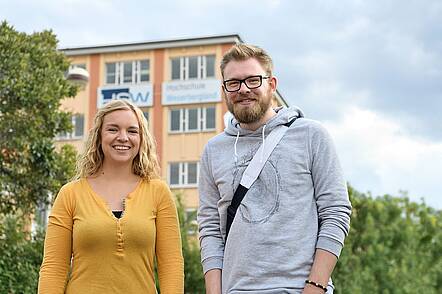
[{"x1": 225, "y1": 117, "x2": 297, "y2": 240}]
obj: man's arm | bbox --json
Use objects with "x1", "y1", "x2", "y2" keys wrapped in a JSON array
[
  {"x1": 197, "y1": 144, "x2": 224, "y2": 294},
  {"x1": 204, "y1": 269, "x2": 222, "y2": 294},
  {"x1": 309, "y1": 122, "x2": 351, "y2": 257},
  {"x1": 303, "y1": 249, "x2": 337, "y2": 293},
  {"x1": 307, "y1": 122, "x2": 352, "y2": 292}
]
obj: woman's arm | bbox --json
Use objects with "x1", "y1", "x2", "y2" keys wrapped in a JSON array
[
  {"x1": 155, "y1": 183, "x2": 184, "y2": 294},
  {"x1": 38, "y1": 186, "x2": 74, "y2": 294}
]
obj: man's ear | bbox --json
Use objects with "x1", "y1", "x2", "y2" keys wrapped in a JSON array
[{"x1": 269, "y1": 76, "x2": 278, "y2": 91}]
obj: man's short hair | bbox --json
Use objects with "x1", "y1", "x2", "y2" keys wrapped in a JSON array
[{"x1": 220, "y1": 43, "x2": 274, "y2": 78}]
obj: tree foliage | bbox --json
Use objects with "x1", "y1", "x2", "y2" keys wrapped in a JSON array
[
  {"x1": 175, "y1": 193, "x2": 205, "y2": 293},
  {"x1": 333, "y1": 186, "x2": 442, "y2": 293},
  {"x1": 0, "y1": 214, "x2": 44, "y2": 294},
  {"x1": 0, "y1": 21, "x2": 78, "y2": 214}
]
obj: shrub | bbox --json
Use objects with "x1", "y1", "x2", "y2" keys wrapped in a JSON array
[{"x1": 0, "y1": 214, "x2": 44, "y2": 294}]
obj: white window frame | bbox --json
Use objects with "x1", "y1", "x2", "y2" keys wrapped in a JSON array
[
  {"x1": 122, "y1": 61, "x2": 134, "y2": 84},
  {"x1": 169, "y1": 106, "x2": 216, "y2": 133},
  {"x1": 202, "y1": 106, "x2": 216, "y2": 130},
  {"x1": 105, "y1": 60, "x2": 150, "y2": 85},
  {"x1": 56, "y1": 114, "x2": 84, "y2": 141},
  {"x1": 168, "y1": 162, "x2": 199, "y2": 188},
  {"x1": 171, "y1": 55, "x2": 215, "y2": 80}
]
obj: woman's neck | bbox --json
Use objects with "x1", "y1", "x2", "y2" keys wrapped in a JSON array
[{"x1": 98, "y1": 161, "x2": 138, "y2": 182}]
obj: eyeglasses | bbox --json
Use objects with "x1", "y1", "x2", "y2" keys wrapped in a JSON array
[{"x1": 223, "y1": 75, "x2": 270, "y2": 92}]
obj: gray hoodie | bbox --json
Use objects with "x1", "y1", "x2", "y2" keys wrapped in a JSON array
[{"x1": 198, "y1": 107, "x2": 352, "y2": 294}]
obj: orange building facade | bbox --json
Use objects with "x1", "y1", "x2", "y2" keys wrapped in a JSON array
[{"x1": 58, "y1": 35, "x2": 287, "y2": 212}]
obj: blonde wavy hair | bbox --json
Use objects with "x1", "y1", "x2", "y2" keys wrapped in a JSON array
[{"x1": 74, "y1": 99, "x2": 160, "y2": 180}]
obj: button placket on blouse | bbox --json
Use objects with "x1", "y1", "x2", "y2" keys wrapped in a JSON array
[
  {"x1": 116, "y1": 220, "x2": 124, "y2": 253},
  {"x1": 116, "y1": 198, "x2": 127, "y2": 254}
]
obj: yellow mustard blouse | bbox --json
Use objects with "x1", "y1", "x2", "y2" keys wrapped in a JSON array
[{"x1": 38, "y1": 178, "x2": 184, "y2": 293}]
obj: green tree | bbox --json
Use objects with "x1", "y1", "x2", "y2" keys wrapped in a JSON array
[
  {"x1": 333, "y1": 186, "x2": 442, "y2": 293},
  {"x1": 175, "y1": 193, "x2": 206, "y2": 293},
  {"x1": 0, "y1": 214, "x2": 45, "y2": 294},
  {"x1": 0, "y1": 21, "x2": 78, "y2": 215}
]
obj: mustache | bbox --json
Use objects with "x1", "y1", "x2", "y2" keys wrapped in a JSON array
[{"x1": 235, "y1": 94, "x2": 257, "y2": 102}]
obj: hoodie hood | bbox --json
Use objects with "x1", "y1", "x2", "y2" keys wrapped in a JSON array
[
  {"x1": 224, "y1": 106, "x2": 305, "y2": 164},
  {"x1": 224, "y1": 106, "x2": 305, "y2": 137}
]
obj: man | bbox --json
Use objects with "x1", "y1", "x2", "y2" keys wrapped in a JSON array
[{"x1": 197, "y1": 43, "x2": 351, "y2": 294}]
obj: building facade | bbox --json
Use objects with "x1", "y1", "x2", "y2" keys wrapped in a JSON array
[{"x1": 59, "y1": 34, "x2": 287, "y2": 212}]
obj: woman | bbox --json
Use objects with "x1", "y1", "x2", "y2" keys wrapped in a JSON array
[{"x1": 38, "y1": 100, "x2": 184, "y2": 293}]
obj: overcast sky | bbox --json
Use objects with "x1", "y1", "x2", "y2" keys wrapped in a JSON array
[{"x1": 2, "y1": 0, "x2": 441, "y2": 209}]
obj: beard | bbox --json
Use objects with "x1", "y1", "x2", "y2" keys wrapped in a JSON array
[{"x1": 226, "y1": 89, "x2": 273, "y2": 124}]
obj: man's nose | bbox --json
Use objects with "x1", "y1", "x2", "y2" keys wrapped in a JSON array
[{"x1": 238, "y1": 81, "x2": 251, "y2": 94}]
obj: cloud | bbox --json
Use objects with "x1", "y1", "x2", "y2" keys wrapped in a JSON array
[
  {"x1": 1, "y1": 0, "x2": 441, "y2": 208},
  {"x1": 324, "y1": 106, "x2": 442, "y2": 209},
  {"x1": 266, "y1": 1, "x2": 442, "y2": 141}
]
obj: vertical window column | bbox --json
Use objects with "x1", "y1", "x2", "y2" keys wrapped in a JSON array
[
  {"x1": 171, "y1": 55, "x2": 216, "y2": 80},
  {"x1": 169, "y1": 106, "x2": 216, "y2": 133},
  {"x1": 105, "y1": 60, "x2": 150, "y2": 85}
]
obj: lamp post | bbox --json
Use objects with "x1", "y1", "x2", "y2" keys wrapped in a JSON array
[{"x1": 66, "y1": 66, "x2": 90, "y2": 88}]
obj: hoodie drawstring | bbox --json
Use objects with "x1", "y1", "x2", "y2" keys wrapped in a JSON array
[
  {"x1": 234, "y1": 131, "x2": 240, "y2": 163},
  {"x1": 234, "y1": 125, "x2": 268, "y2": 164},
  {"x1": 260, "y1": 125, "x2": 266, "y2": 163}
]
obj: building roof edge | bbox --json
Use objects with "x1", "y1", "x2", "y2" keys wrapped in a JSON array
[
  {"x1": 61, "y1": 34, "x2": 243, "y2": 56},
  {"x1": 275, "y1": 89, "x2": 289, "y2": 107}
]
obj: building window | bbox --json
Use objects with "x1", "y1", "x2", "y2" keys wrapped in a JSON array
[
  {"x1": 169, "y1": 106, "x2": 216, "y2": 133},
  {"x1": 56, "y1": 114, "x2": 85, "y2": 140},
  {"x1": 106, "y1": 63, "x2": 117, "y2": 84},
  {"x1": 139, "y1": 60, "x2": 149, "y2": 82},
  {"x1": 169, "y1": 162, "x2": 199, "y2": 187},
  {"x1": 105, "y1": 60, "x2": 150, "y2": 85},
  {"x1": 123, "y1": 61, "x2": 133, "y2": 83},
  {"x1": 170, "y1": 55, "x2": 215, "y2": 80}
]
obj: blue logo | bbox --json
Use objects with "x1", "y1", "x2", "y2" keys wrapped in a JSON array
[
  {"x1": 100, "y1": 87, "x2": 151, "y2": 106},
  {"x1": 102, "y1": 88, "x2": 130, "y2": 101}
]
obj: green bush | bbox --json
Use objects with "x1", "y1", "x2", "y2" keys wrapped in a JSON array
[
  {"x1": 0, "y1": 214, "x2": 44, "y2": 294},
  {"x1": 175, "y1": 193, "x2": 205, "y2": 293},
  {"x1": 333, "y1": 187, "x2": 442, "y2": 293}
]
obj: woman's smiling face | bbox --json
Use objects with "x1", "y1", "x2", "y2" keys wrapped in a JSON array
[{"x1": 100, "y1": 109, "x2": 141, "y2": 166}]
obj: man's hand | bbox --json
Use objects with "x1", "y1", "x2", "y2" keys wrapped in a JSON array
[{"x1": 204, "y1": 269, "x2": 222, "y2": 294}]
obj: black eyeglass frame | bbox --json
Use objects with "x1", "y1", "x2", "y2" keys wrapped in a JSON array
[{"x1": 223, "y1": 75, "x2": 270, "y2": 92}]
